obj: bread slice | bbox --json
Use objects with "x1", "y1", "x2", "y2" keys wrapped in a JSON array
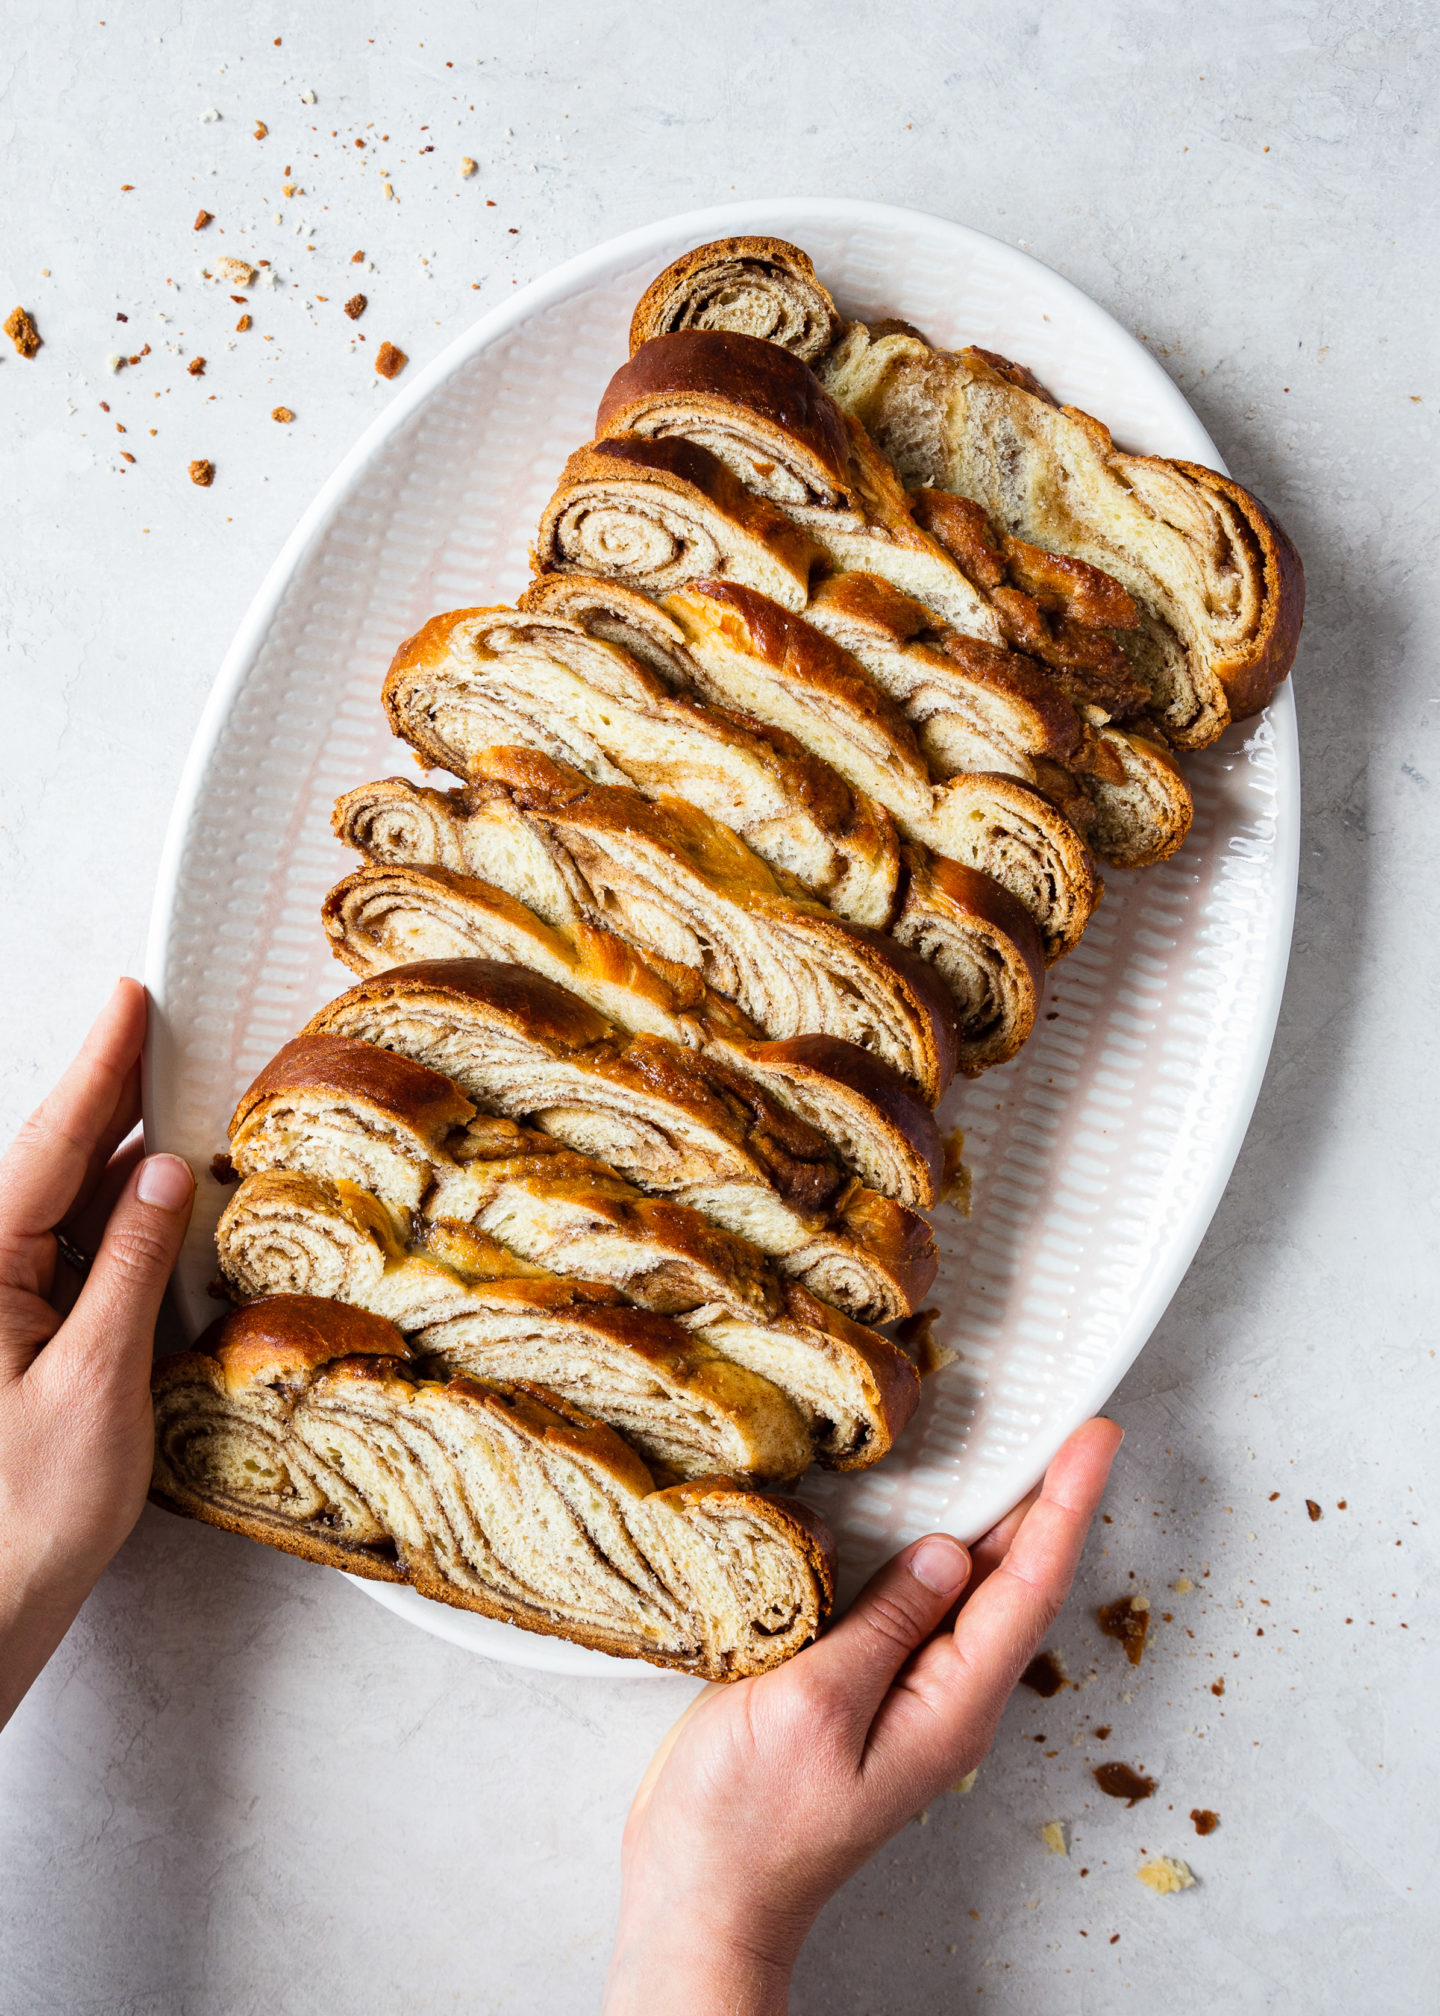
[
  {"x1": 152, "y1": 1295, "x2": 835, "y2": 1676},
  {"x1": 218, "y1": 1172, "x2": 918, "y2": 1471},
  {"x1": 534, "y1": 435, "x2": 821, "y2": 611},
  {"x1": 624, "y1": 236, "x2": 1303, "y2": 744},
  {"x1": 383, "y1": 600, "x2": 902, "y2": 928},
  {"x1": 337, "y1": 746, "x2": 956, "y2": 1106},
  {"x1": 629, "y1": 235, "x2": 841, "y2": 363},
  {"x1": 819, "y1": 326, "x2": 1304, "y2": 744},
  {"x1": 297, "y1": 976, "x2": 938, "y2": 1324},
  {"x1": 382, "y1": 595, "x2": 1042, "y2": 1066},
  {"x1": 660, "y1": 581, "x2": 1099, "y2": 962},
  {"x1": 598, "y1": 333, "x2": 1003, "y2": 639},
  {"x1": 803, "y1": 571, "x2": 1193, "y2": 871}
]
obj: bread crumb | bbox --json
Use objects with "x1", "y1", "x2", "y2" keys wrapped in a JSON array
[
  {"x1": 271, "y1": 405, "x2": 295, "y2": 423},
  {"x1": 1306, "y1": 1499, "x2": 1322, "y2": 1521},
  {"x1": 199, "y1": 106, "x2": 220, "y2": 122},
  {"x1": 4, "y1": 306, "x2": 41, "y2": 357},
  {"x1": 282, "y1": 181, "x2": 300, "y2": 197},
  {"x1": 193, "y1": 209, "x2": 213, "y2": 230},
  {"x1": 460, "y1": 156, "x2": 477, "y2": 177},
  {"x1": 189, "y1": 459, "x2": 215, "y2": 486},
  {"x1": 214, "y1": 256, "x2": 256, "y2": 287},
  {"x1": 951, "y1": 1769, "x2": 978, "y2": 1796},
  {"x1": 1172, "y1": 1576, "x2": 1194, "y2": 1593},
  {"x1": 940, "y1": 1129, "x2": 972, "y2": 1215},
  {"x1": 383, "y1": 181, "x2": 396, "y2": 201},
  {"x1": 299, "y1": 87, "x2": 316, "y2": 103},
  {"x1": 1040, "y1": 1821, "x2": 1068, "y2": 1857},
  {"x1": 1137, "y1": 1857, "x2": 1195, "y2": 1895},
  {"x1": 254, "y1": 120, "x2": 269, "y2": 139},
  {"x1": 375, "y1": 340, "x2": 407, "y2": 379},
  {"x1": 119, "y1": 450, "x2": 135, "y2": 464},
  {"x1": 1190, "y1": 1808, "x2": 1219, "y2": 1836},
  {"x1": 896, "y1": 1306, "x2": 956, "y2": 1379},
  {"x1": 1098, "y1": 1593, "x2": 1151, "y2": 1667},
  {"x1": 105, "y1": 353, "x2": 124, "y2": 373},
  {"x1": 351, "y1": 248, "x2": 365, "y2": 263},
  {"x1": 344, "y1": 292, "x2": 367, "y2": 320},
  {"x1": 187, "y1": 356, "x2": 206, "y2": 377},
  {"x1": 235, "y1": 313, "x2": 252, "y2": 332}
]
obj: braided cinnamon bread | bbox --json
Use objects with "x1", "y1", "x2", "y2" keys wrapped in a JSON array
[
  {"x1": 287, "y1": 987, "x2": 936, "y2": 1324},
  {"x1": 336, "y1": 747, "x2": 956, "y2": 1106},
  {"x1": 385, "y1": 593, "x2": 1042, "y2": 1069},
  {"x1": 791, "y1": 572, "x2": 1192, "y2": 872},
  {"x1": 152, "y1": 1296, "x2": 835, "y2": 1676},
  {"x1": 658, "y1": 581, "x2": 1099, "y2": 961},
  {"x1": 628, "y1": 236, "x2": 1303, "y2": 744},
  {"x1": 213, "y1": 1177, "x2": 809, "y2": 1483},
  {"x1": 629, "y1": 235, "x2": 841, "y2": 363},
  {"x1": 596, "y1": 332, "x2": 1000, "y2": 637},
  {"x1": 217, "y1": 1169, "x2": 919, "y2": 1472},
  {"x1": 534, "y1": 435, "x2": 820, "y2": 611}
]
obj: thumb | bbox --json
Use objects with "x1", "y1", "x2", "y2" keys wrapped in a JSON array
[
  {"x1": 796, "y1": 1534, "x2": 971, "y2": 1749},
  {"x1": 40, "y1": 1153, "x2": 195, "y2": 1403}
]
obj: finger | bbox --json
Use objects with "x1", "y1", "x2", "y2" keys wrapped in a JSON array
[
  {"x1": 792, "y1": 1532, "x2": 972, "y2": 1748},
  {"x1": 863, "y1": 1420, "x2": 1123, "y2": 1782},
  {"x1": 0, "y1": 981, "x2": 147, "y2": 1291},
  {"x1": 61, "y1": 1061, "x2": 143, "y2": 1229},
  {"x1": 961, "y1": 1484, "x2": 1041, "y2": 1598},
  {"x1": 31, "y1": 1153, "x2": 195, "y2": 1416},
  {"x1": 63, "y1": 1135, "x2": 147, "y2": 1257}
]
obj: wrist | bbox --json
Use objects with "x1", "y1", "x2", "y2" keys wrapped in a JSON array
[{"x1": 604, "y1": 1895, "x2": 802, "y2": 2016}]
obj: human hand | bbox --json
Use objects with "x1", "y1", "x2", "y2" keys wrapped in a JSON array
[
  {"x1": 602, "y1": 1417, "x2": 1123, "y2": 2015},
  {"x1": 0, "y1": 979, "x2": 195, "y2": 1731}
]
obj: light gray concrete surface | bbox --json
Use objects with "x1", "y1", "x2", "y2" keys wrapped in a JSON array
[{"x1": 1, "y1": 3, "x2": 1435, "y2": 2010}]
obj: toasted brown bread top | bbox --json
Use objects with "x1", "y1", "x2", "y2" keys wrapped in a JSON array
[
  {"x1": 598, "y1": 329, "x2": 853, "y2": 495},
  {"x1": 195, "y1": 1292, "x2": 414, "y2": 1390},
  {"x1": 230, "y1": 1033, "x2": 475, "y2": 1145},
  {"x1": 310, "y1": 955, "x2": 616, "y2": 1053},
  {"x1": 628, "y1": 236, "x2": 841, "y2": 363}
]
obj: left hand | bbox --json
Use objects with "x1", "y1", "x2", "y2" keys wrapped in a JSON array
[{"x1": 0, "y1": 979, "x2": 195, "y2": 1731}]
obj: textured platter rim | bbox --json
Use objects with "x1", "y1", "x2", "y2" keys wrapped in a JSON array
[{"x1": 143, "y1": 196, "x2": 1299, "y2": 1680}]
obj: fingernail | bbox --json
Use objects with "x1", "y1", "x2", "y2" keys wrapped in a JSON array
[
  {"x1": 909, "y1": 1535, "x2": 970, "y2": 1596},
  {"x1": 137, "y1": 1154, "x2": 195, "y2": 1211}
]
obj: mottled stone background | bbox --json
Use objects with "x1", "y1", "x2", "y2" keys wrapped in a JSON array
[{"x1": 0, "y1": 3, "x2": 1434, "y2": 2010}]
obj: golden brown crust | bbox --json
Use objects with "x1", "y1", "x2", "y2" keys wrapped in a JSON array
[
  {"x1": 1167, "y1": 459, "x2": 1306, "y2": 720},
  {"x1": 600, "y1": 330, "x2": 853, "y2": 507},
  {"x1": 629, "y1": 237, "x2": 841, "y2": 363},
  {"x1": 198, "y1": 1293, "x2": 414, "y2": 1389},
  {"x1": 534, "y1": 436, "x2": 822, "y2": 609},
  {"x1": 231, "y1": 1033, "x2": 475, "y2": 1147}
]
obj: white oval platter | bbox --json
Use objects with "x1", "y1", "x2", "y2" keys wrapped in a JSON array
[{"x1": 144, "y1": 198, "x2": 1299, "y2": 1679}]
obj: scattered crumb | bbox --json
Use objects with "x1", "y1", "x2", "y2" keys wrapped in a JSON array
[
  {"x1": 460, "y1": 155, "x2": 477, "y2": 177},
  {"x1": 119, "y1": 450, "x2": 136, "y2": 464},
  {"x1": 1190, "y1": 1808, "x2": 1219, "y2": 1837},
  {"x1": 1093, "y1": 1762, "x2": 1155, "y2": 1807},
  {"x1": 1019, "y1": 1650, "x2": 1068, "y2": 1698},
  {"x1": 235, "y1": 313, "x2": 252, "y2": 332},
  {"x1": 939, "y1": 1128, "x2": 972, "y2": 1214},
  {"x1": 214, "y1": 256, "x2": 256, "y2": 287},
  {"x1": 193, "y1": 209, "x2": 213, "y2": 231},
  {"x1": 1137, "y1": 1857, "x2": 1195, "y2": 1895},
  {"x1": 1098, "y1": 1594, "x2": 1151, "y2": 1667},
  {"x1": 209, "y1": 1151, "x2": 237, "y2": 1183},
  {"x1": 1039, "y1": 1821, "x2": 1068, "y2": 1857},
  {"x1": 344, "y1": 293, "x2": 367, "y2": 320},
  {"x1": 1306, "y1": 1500, "x2": 1322, "y2": 1521},
  {"x1": 895, "y1": 1306, "x2": 956, "y2": 1379},
  {"x1": 105, "y1": 353, "x2": 124, "y2": 373},
  {"x1": 189, "y1": 459, "x2": 215, "y2": 487},
  {"x1": 375, "y1": 340, "x2": 407, "y2": 379},
  {"x1": 187, "y1": 356, "x2": 206, "y2": 377},
  {"x1": 254, "y1": 120, "x2": 269, "y2": 139},
  {"x1": 382, "y1": 181, "x2": 396, "y2": 202},
  {"x1": 4, "y1": 306, "x2": 41, "y2": 357},
  {"x1": 1172, "y1": 1576, "x2": 1194, "y2": 1594},
  {"x1": 271, "y1": 405, "x2": 295, "y2": 423},
  {"x1": 351, "y1": 248, "x2": 365, "y2": 263},
  {"x1": 199, "y1": 106, "x2": 220, "y2": 122},
  {"x1": 951, "y1": 1769, "x2": 978, "y2": 1796},
  {"x1": 299, "y1": 87, "x2": 316, "y2": 103},
  {"x1": 1210, "y1": 1677, "x2": 1225, "y2": 1697}
]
